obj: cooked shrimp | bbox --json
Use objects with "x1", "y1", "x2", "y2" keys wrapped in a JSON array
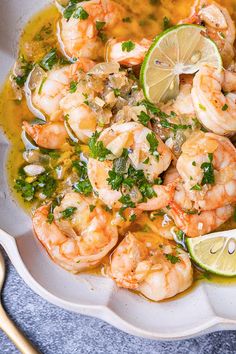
[
  {"x1": 106, "y1": 38, "x2": 151, "y2": 66},
  {"x1": 181, "y1": 0, "x2": 235, "y2": 67},
  {"x1": 23, "y1": 121, "x2": 68, "y2": 149},
  {"x1": 59, "y1": 0, "x2": 124, "y2": 60},
  {"x1": 87, "y1": 122, "x2": 172, "y2": 208},
  {"x1": 191, "y1": 64, "x2": 236, "y2": 135},
  {"x1": 176, "y1": 131, "x2": 236, "y2": 211},
  {"x1": 33, "y1": 192, "x2": 118, "y2": 273},
  {"x1": 60, "y1": 82, "x2": 98, "y2": 144},
  {"x1": 109, "y1": 232, "x2": 193, "y2": 301},
  {"x1": 168, "y1": 201, "x2": 234, "y2": 237},
  {"x1": 31, "y1": 59, "x2": 94, "y2": 121}
]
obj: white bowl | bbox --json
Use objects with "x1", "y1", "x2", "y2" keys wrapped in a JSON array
[{"x1": 1, "y1": 0, "x2": 236, "y2": 340}]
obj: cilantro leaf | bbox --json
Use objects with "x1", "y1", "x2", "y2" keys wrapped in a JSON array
[
  {"x1": 138, "y1": 111, "x2": 151, "y2": 126},
  {"x1": 122, "y1": 40, "x2": 135, "y2": 52},
  {"x1": 70, "y1": 81, "x2": 78, "y2": 93},
  {"x1": 60, "y1": 207, "x2": 77, "y2": 219},
  {"x1": 201, "y1": 153, "x2": 215, "y2": 185},
  {"x1": 73, "y1": 180, "x2": 93, "y2": 195},
  {"x1": 73, "y1": 7, "x2": 89, "y2": 20},
  {"x1": 146, "y1": 132, "x2": 159, "y2": 159},
  {"x1": 88, "y1": 131, "x2": 111, "y2": 161},
  {"x1": 165, "y1": 254, "x2": 180, "y2": 264}
]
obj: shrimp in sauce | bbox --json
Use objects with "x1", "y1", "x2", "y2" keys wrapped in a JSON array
[
  {"x1": 33, "y1": 192, "x2": 118, "y2": 272},
  {"x1": 109, "y1": 232, "x2": 193, "y2": 301}
]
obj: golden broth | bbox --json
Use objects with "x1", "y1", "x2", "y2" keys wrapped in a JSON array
[{"x1": 1, "y1": 0, "x2": 236, "y2": 293}]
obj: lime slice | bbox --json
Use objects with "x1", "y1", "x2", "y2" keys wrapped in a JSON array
[
  {"x1": 186, "y1": 230, "x2": 236, "y2": 277},
  {"x1": 140, "y1": 24, "x2": 222, "y2": 104}
]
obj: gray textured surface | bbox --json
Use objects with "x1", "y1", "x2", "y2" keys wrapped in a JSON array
[{"x1": 0, "y1": 250, "x2": 236, "y2": 354}]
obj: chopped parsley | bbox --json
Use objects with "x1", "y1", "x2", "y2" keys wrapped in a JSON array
[
  {"x1": 69, "y1": 81, "x2": 78, "y2": 93},
  {"x1": 159, "y1": 117, "x2": 191, "y2": 132},
  {"x1": 107, "y1": 155, "x2": 157, "y2": 205},
  {"x1": 165, "y1": 254, "x2": 180, "y2": 264},
  {"x1": 13, "y1": 56, "x2": 33, "y2": 88},
  {"x1": 122, "y1": 17, "x2": 132, "y2": 23},
  {"x1": 113, "y1": 88, "x2": 121, "y2": 97},
  {"x1": 73, "y1": 7, "x2": 89, "y2": 20},
  {"x1": 34, "y1": 24, "x2": 52, "y2": 41},
  {"x1": 146, "y1": 132, "x2": 159, "y2": 159},
  {"x1": 122, "y1": 40, "x2": 135, "y2": 52},
  {"x1": 14, "y1": 169, "x2": 57, "y2": 202},
  {"x1": 190, "y1": 183, "x2": 202, "y2": 191},
  {"x1": 39, "y1": 49, "x2": 70, "y2": 71},
  {"x1": 107, "y1": 170, "x2": 123, "y2": 190},
  {"x1": 162, "y1": 16, "x2": 171, "y2": 30},
  {"x1": 201, "y1": 153, "x2": 215, "y2": 185},
  {"x1": 96, "y1": 21, "x2": 106, "y2": 31},
  {"x1": 192, "y1": 161, "x2": 196, "y2": 166},
  {"x1": 222, "y1": 103, "x2": 228, "y2": 111},
  {"x1": 72, "y1": 160, "x2": 93, "y2": 196},
  {"x1": 118, "y1": 194, "x2": 135, "y2": 219},
  {"x1": 40, "y1": 49, "x2": 58, "y2": 71},
  {"x1": 199, "y1": 103, "x2": 206, "y2": 111},
  {"x1": 74, "y1": 180, "x2": 92, "y2": 195},
  {"x1": 138, "y1": 111, "x2": 151, "y2": 126},
  {"x1": 129, "y1": 213, "x2": 137, "y2": 222},
  {"x1": 88, "y1": 131, "x2": 111, "y2": 161},
  {"x1": 175, "y1": 229, "x2": 185, "y2": 242},
  {"x1": 60, "y1": 207, "x2": 77, "y2": 219},
  {"x1": 89, "y1": 205, "x2": 96, "y2": 212},
  {"x1": 63, "y1": 1, "x2": 88, "y2": 20}
]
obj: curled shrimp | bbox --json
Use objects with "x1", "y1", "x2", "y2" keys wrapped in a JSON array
[
  {"x1": 105, "y1": 38, "x2": 151, "y2": 66},
  {"x1": 176, "y1": 131, "x2": 236, "y2": 211},
  {"x1": 33, "y1": 192, "x2": 118, "y2": 273},
  {"x1": 109, "y1": 232, "x2": 193, "y2": 301},
  {"x1": 30, "y1": 59, "x2": 94, "y2": 121},
  {"x1": 168, "y1": 200, "x2": 234, "y2": 237},
  {"x1": 191, "y1": 64, "x2": 236, "y2": 135},
  {"x1": 58, "y1": 0, "x2": 124, "y2": 60},
  {"x1": 163, "y1": 168, "x2": 234, "y2": 237},
  {"x1": 181, "y1": 0, "x2": 235, "y2": 67},
  {"x1": 87, "y1": 122, "x2": 172, "y2": 208},
  {"x1": 23, "y1": 121, "x2": 68, "y2": 149}
]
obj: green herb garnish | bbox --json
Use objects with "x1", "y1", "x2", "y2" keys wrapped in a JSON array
[
  {"x1": 122, "y1": 40, "x2": 135, "y2": 52},
  {"x1": 165, "y1": 254, "x2": 180, "y2": 264},
  {"x1": 88, "y1": 131, "x2": 111, "y2": 161},
  {"x1": 69, "y1": 81, "x2": 78, "y2": 93},
  {"x1": 201, "y1": 153, "x2": 215, "y2": 185},
  {"x1": 60, "y1": 207, "x2": 77, "y2": 219}
]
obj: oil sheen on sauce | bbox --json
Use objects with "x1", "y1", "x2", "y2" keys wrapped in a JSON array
[{"x1": 1, "y1": 0, "x2": 236, "y2": 294}]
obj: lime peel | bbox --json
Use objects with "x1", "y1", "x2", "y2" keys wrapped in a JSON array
[
  {"x1": 186, "y1": 230, "x2": 236, "y2": 277},
  {"x1": 140, "y1": 24, "x2": 222, "y2": 104}
]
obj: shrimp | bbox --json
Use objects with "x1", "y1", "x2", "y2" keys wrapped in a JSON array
[
  {"x1": 33, "y1": 192, "x2": 118, "y2": 273},
  {"x1": 105, "y1": 38, "x2": 151, "y2": 66},
  {"x1": 168, "y1": 201, "x2": 234, "y2": 237},
  {"x1": 109, "y1": 232, "x2": 193, "y2": 301},
  {"x1": 191, "y1": 64, "x2": 236, "y2": 136},
  {"x1": 60, "y1": 83, "x2": 98, "y2": 144},
  {"x1": 23, "y1": 121, "x2": 68, "y2": 149},
  {"x1": 181, "y1": 0, "x2": 235, "y2": 67},
  {"x1": 59, "y1": 0, "x2": 124, "y2": 60},
  {"x1": 31, "y1": 59, "x2": 94, "y2": 121},
  {"x1": 87, "y1": 122, "x2": 172, "y2": 208},
  {"x1": 177, "y1": 131, "x2": 236, "y2": 211}
]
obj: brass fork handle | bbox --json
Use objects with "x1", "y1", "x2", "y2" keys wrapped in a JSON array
[{"x1": 0, "y1": 303, "x2": 40, "y2": 354}]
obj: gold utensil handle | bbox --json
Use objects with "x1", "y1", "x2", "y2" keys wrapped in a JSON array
[{"x1": 0, "y1": 303, "x2": 40, "y2": 354}]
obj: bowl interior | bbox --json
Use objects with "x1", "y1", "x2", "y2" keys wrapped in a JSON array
[{"x1": 1, "y1": 0, "x2": 236, "y2": 339}]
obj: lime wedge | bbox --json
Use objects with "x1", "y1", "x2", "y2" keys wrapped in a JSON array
[
  {"x1": 186, "y1": 230, "x2": 236, "y2": 277},
  {"x1": 140, "y1": 24, "x2": 222, "y2": 104}
]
